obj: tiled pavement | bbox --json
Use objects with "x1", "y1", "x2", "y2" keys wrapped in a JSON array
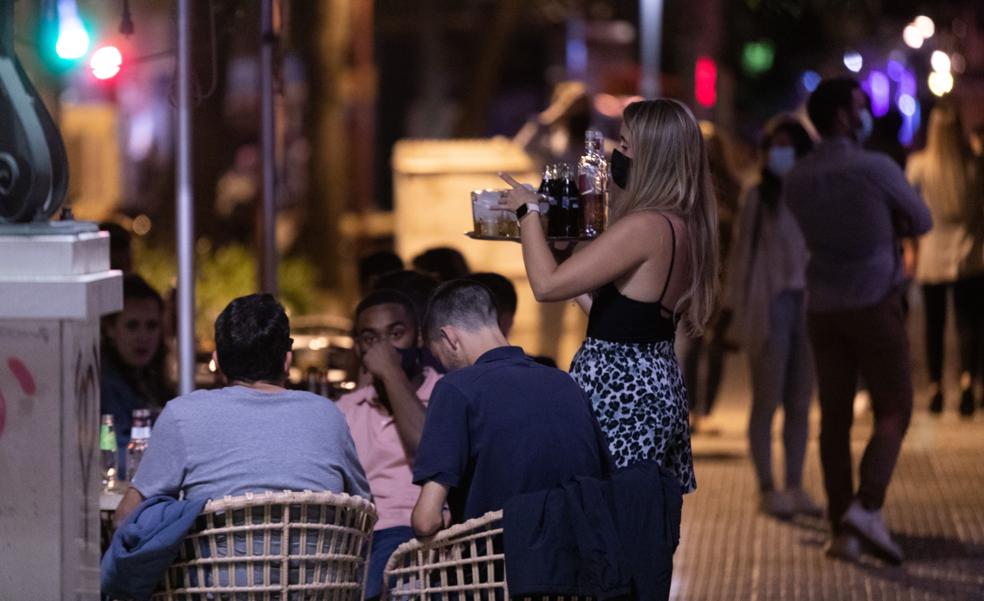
[{"x1": 672, "y1": 357, "x2": 984, "y2": 601}]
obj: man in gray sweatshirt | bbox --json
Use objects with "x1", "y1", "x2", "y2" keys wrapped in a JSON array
[{"x1": 784, "y1": 77, "x2": 932, "y2": 565}]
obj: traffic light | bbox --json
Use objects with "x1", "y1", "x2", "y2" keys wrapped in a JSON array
[
  {"x1": 90, "y1": 45, "x2": 122, "y2": 80},
  {"x1": 695, "y1": 56, "x2": 717, "y2": 108},
  {"x1": 54, "y1": 10, "x2": 89, "y2": 60},
  {"x1": 42, "y1": 0, "x2": 124, "y2": 81},
  {"x1": 742, "y1": 41, "x2": 774, "y2": 76}
]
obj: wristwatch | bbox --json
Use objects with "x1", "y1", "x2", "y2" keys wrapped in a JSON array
[{"x1": 515, "y1": 202, "x2": 541, "y2": 222}]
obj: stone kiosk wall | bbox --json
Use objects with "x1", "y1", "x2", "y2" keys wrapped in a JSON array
[{"x1": 0, "y1": 229, "x2": 121, "y2": 601}]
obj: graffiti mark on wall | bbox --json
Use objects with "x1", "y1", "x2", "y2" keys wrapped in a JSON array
[
  {"x1": 8, "y1": 357, "x2": 37, "y2": 395},
  {"x1": 0, "y1": 356, "x2": 38, "y2": 439}
]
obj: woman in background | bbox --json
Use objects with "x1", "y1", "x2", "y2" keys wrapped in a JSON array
[
  {"x1": 101, "y1": 274, "x2": 173, "y2": 478},
  {"x1": 681, "y1": 122, "x2": 741, "y2": 432},
  {"x1": 906, "y1": 103, "x2": 984, "y2": 416},
  {"x1": 726, "y1": 116, "x2": 822, "y2": 518}
]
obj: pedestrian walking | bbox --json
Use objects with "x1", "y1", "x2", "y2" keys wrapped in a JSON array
[
  {"x1": 725, "y1": 116, "x2": 821, "y2": 519},
  {"x1": 784, "y1": 77, "x2": 932, "y2": 564},
  {"x1": 906, "y1": 103, "x2": 984, "y2": 416}
]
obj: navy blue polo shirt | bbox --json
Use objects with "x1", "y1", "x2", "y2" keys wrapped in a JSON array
[{"x1": 413, "y1": 346, "x2": 611, "y2": 523}]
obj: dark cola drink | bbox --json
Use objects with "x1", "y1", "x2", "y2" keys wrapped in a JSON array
[
  {"x1": 545, "y1": 164, "x2": 568, "y2": 237},
  {"x1": 538, "y1": 164, "x2": 558, "y2": 235},
  {"x1": 537, "y1": 164, "x2": 555, "y2": 212},
  {"x1": 559, "y1": 164, "x2": 582, "y2": 237}
]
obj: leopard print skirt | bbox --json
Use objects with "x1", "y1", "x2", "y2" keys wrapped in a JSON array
[{"x1": 570, "y1": 337, "x2": 697, "y2": 493}]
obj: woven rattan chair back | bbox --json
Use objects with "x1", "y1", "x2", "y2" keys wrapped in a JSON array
[
  {"x1": 381, "y1": 510, "x2": 588, "y2": 601},
  {"x1": 151, "y1": 490, "x2": 378, "y2": 601}
]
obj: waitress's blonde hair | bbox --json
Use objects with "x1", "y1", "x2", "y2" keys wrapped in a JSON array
[{"x1": 612, "y1": 99, "x2": 719, "y2": 336}]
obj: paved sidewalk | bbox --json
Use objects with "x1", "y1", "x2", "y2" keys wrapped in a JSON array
[{"x1": 672, "y1": 360, "x2": 984, "y2": 601}]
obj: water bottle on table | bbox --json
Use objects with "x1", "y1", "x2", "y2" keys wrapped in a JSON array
[
  {"x1": 100, "y1": 414, "x2": 118, "y2": 492},
  {"x1": 126, "y1": 408, "x2": 152, "y2": 481}
]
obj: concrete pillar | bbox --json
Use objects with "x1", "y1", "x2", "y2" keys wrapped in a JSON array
[{"x1": 0, "y1": 226, "x2": 121, "y2": 601}]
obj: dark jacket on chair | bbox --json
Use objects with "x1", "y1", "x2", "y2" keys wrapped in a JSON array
[
  {"x1": 502, "y1": 461, "x2": 683, "y2": 600},
  {"x1": 101, "y1": 495, "x2": 207, "y2": 601}
]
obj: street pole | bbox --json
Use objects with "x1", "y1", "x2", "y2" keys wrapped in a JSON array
[
  {"x1": 259, "y1": 0, "x2": 277, "y2": 294},
  {"x1": 640, "y1": 0, "x2": 664, "y2": 98},
  {"x1": 176, "y1": 0, "x2": 195, "y2": 394}
]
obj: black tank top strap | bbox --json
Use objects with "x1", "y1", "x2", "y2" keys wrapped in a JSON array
[
  {"x1": 657, "y1": 213, "x2": 677, "y2": 305},
  {"x1": 584, "y1": 213, "x2": 679, "y2": 344}
]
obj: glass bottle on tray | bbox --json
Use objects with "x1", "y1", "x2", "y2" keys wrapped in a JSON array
[
  {"x1": 560, "y1": 164, "x2": 582, "y2": 237},
  {"x1": 537, "y1": 164, "x2": 558, "y2": 237},
  {"x1": 546, "y1": 164, "x2": 569, "y2": 238},
  {"x1": 578, "y1": 129, "x2": 608, "y2": 237}
]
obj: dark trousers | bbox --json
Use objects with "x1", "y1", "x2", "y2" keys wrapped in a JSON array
[
  {"x1": 923, "y1": 276, "x2": 984, "y2": 384},
  {"x1": 365, "y1": 525, "x2": 415, "y2": 600},
  {"x1": 807, "y1": 290, "x2": 913, "y2": 529},
  {"x1": 682, "y1": 311, "x2": 730, "y2": 416}
]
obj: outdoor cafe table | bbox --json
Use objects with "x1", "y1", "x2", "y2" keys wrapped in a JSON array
[
  {"x1": 100, "y1": 489, "x2": 124, "y2": 552},
  {"x1": 101, "y1": 490, "x2": 123, "y2": 512}
]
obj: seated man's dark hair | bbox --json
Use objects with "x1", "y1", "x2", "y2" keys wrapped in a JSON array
[
  {"x1": 372, "y1": 269, "x2": 440, "y2": 324},
  {"x1": 121, "y1": 274, "x2": 163, "y2": 308},
  {"x1": 100, "y1": 222, "x2": 133, "y2": 272},
  {"x1": 354, "y1": 289, "x2": 418, "y2": 327},
  {"x1": 807, "y1": 77, "x2": 860, "y2": 136},
  {"x1": 412, "y1": 247, "x2": 470, "y2": 282},
  {"x1": 464, "y1": 272, "x2": 517, "y2": 316},
  {"x1": 358, "y1": 250, "x2": 403, "y2": 292},
  {"x1": 214, "y1": 294, "x2": 292, "y2": 383},
  {"x1": 423, "y1": 280, "x2": 499, "y2": 342}
]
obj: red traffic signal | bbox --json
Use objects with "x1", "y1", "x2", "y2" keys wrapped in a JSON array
[
  {"x1": 90, "y1": 45, "x2": 122, "y2": 80},
  {"x1": 695, "y1": 56, "x2": 717, "y2": 108}
]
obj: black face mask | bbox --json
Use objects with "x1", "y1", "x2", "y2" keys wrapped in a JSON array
[
  {"x1": 372, "y1": 345, "x2": 425, "y2": 410},
  {"x1": 396, "y1": 346, "x2": 422, "y2": 380},
  {"x1": 610, "y1": 148, "x2": 631, "y2": 189},
  {"x1": 417, "y1": 346, "x2": 446, "y2": 374}
]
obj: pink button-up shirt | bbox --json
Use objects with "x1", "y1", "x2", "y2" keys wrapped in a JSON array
[{"x1": 335, "y1": 367, "x2": 441, "y2": 530}]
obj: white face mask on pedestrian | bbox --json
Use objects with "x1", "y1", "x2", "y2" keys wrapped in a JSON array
[{"x1": 767, "y1": 146, "x2": 796, "y2": 177}]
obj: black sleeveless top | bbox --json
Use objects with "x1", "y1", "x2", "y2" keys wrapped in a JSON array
[{"x1": 586, "y1": 214, "x2": 679, "y2": 344}]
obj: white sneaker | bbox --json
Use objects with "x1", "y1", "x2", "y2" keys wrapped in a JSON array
[
  {"x1": 786, "y1": 488, "x2": 823, "y2": 518},
  {"x1": 841, "y1": 500, "x2": 904, "y2": 564},
  {"x1": 760, "y1": 490, "x2": 795, "y2": 519}
]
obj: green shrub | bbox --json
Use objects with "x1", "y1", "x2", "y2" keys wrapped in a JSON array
[{"x1": 135, "y1": 241, "x2": 318, "y2": 343}]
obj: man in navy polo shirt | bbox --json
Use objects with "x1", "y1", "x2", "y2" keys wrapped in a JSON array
[{"x1": 411, "y1": 280, "x2": 611, "y2": 536}]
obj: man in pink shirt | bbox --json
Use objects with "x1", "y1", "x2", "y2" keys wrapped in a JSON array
[{"x1": 335, "y1": 290, "x2": 442, "y2": 599}]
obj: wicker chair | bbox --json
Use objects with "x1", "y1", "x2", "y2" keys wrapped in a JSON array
[
  {"x1": 151, "y1": 490, "x2": 378, "y2": 601},
  {"x1": 381, "y1": 510, "x2": 588, "y2": 601}
]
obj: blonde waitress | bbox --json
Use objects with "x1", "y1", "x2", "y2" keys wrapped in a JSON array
[{"x1": 499, "y1": 98, "x2": 719, "y2": 494}]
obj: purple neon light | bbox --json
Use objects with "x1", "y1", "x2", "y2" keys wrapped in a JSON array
[
  {"x1": 887, "y1": 60, "x2": 905, "y2": 82},
  {"x1": 898, "y1": 97, "x2": 919, "y2": 145},
  {"x1": 867, "y1": 71, "x2": 890, "y2": 117},
  {"x1": 899, "y1": 70, "x2": 917, "y2": 96}
]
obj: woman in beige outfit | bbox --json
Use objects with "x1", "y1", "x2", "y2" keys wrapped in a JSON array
[{"x1": 906, "y1": 104, "x2": 984, "y2": 416}]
